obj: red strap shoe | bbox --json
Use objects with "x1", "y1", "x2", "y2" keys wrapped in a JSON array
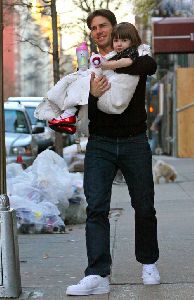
[
  {"x1": 48, "y1": 115, "x2": 76, "y2": 126},
  {"x1": 49, "y1": 124, "x2": 76, "y2": 135}
]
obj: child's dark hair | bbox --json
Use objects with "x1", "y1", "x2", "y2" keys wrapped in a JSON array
[
  {"x1": 87, "y1": 9, "x2": 117, "y2": 29},
  {"x1": 112, "y1": 22, "x2": 142, "y2": 47}
]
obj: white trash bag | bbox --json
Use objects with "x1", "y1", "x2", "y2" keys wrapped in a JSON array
[
  {"x1": 6, "y1": 163, "x2": 23, "y2": 179},
  {"x1": 30, "y1": 150, "x2": 73, "y2": 205},
  {"x1": 10, "y1": 196, "x2": 65, "y2": 233}
]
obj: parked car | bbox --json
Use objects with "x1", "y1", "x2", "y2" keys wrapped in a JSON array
[
  {"x1": 8, "y1": 97, "x2": 55, "y2": 152},
  {"x1": 4, "y1": 102, "x2": 43, "y2": 167}
]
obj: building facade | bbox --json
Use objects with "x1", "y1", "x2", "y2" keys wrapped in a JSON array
[
  {"x1": 3, "y1": 0, "x2": 18, "y2": 100},
  {"x1": 135, "y1": 0, "x2": 194, "y2": 156},
  {"x1": 3, "y1": 0, "x2": 60, "y2": 99}
]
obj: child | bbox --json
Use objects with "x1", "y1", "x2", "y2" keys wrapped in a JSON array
[{"x1": 34, "y1": 22, "x2": 150, "y2": 134}]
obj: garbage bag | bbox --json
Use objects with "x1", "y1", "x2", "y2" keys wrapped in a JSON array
[
  {"x1": 7, "y1": 169, "x2": 41, "y2": 203},
  {"x1": 30, "y1": 150, "x2": 73, "y2": 205},
  {"x1": 7, "y1": 149, "x2": 86, "y2": 231},
  {"x1": 10, "y1": 196, "x2": 65, "y2": 233},
  {"x1": 57, "y1": 172, "x2": 86, "y2": 223},
  {"x1": 6, "y1": 163, "x2": 23, "y2": 179},
  {"x1": 64, "y1": 198, "x2": 87, "y2": 224}
]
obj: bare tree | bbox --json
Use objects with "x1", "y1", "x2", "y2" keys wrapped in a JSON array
[
  {"x1": 61, "y1": 0, "x2": 123, "y2": 52},
  {"x1": 4, "y1": 0, "x2": 64, "y2": 156},
  {"x1": 3, "y1": 0, "x2": 52, "y2": 53}
]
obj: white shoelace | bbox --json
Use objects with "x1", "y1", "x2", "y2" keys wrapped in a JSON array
[
  {"x1": 143, "y1": 264, "x2": 157, "y2": 273},
  {"x1": 78, "y1": 276, "x2": 99, "y2": 285}
]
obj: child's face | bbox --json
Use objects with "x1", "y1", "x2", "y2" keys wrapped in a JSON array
[{"x1": 113, "y1": 38, "x2": 131, "y2": 53}]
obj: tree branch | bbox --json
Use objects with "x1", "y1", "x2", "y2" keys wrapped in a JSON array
[
  {"x1": 73, "y1": 0, "x2": 91, "y2": 13},
  {"x1": 17, "y1": 35, "x2": 52, "y2": 55}
]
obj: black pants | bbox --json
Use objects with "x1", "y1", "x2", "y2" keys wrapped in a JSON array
[{"x1": 84, "y1": 133, "x2": 159, "y2": 276}]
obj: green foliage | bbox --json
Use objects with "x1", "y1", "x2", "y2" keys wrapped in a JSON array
[
  {"x1": 132, "y1": 0, "x2": 156, "y2": 15},
  {"x1": 131, "y1": 0, "x2": 156, "y2": 26}
]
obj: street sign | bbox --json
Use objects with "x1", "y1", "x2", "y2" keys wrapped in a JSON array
[{"x1": 152, "y1": 17, "x2": 194, "y2": 53}]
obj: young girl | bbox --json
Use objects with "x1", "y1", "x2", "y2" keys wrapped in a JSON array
[{"x1": 34, "y1": 22, "x2": 150, "y2": 134}]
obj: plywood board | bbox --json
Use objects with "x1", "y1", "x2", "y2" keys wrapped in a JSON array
[{"x1": 177, "y1": 68, "x2": 194, "y2": 157}]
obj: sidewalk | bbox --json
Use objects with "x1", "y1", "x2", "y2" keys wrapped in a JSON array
[{"x1": 15, "y1": 156, "x2": 194, "y2": 300}]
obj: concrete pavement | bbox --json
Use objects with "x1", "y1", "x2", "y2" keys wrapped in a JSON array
[{"x1": 14, "y1": 156, "x2": 194, "y2": 300}]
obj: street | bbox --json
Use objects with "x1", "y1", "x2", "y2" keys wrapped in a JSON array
[{"x1": 16, "y1": 156, "x2": 194, "y2": 300}]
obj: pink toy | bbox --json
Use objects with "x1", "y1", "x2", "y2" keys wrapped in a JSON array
[
  {"x1": 90, "y1": 53, "x2": 102, "y2": 68},
  {"x1": 89, "y1": 53, "x2": 104, "y2": 77},
  {"x1": 76, "y1": 42, "x2": 89, "y2": 71}
]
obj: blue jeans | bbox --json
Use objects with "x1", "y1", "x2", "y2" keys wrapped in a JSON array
[{"x1": 84, "y1": 133, "x2": 159, "y2": 276}]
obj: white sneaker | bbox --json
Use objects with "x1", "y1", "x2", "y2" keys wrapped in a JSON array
[
  {"x1": 66, "y1": 275, "x2": 110, "y2": 296},
  {"x1": 142, "y1": 264, "x2": 160, "y2": 285}
]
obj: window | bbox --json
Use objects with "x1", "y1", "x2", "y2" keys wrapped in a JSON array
[
  {"x1": 25, "y1": 106, "x2": 46, "y2": 126},
  {"x1": 5, "y1": 110, "x2": 30, "y2": 134}
]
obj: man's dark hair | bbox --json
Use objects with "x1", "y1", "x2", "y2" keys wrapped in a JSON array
[{"x1": 87, "y1": 9, "x2": 117, "y2": 29}]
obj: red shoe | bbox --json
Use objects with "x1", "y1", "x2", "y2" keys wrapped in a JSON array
[
  {"x1": 49, "y1": 124, "x2": 76, "y2": 135},
  {"x1": 48, "y1": 115, "x2": 76, "y2": 126}
]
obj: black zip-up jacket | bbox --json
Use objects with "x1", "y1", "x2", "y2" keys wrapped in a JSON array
[{"x1": 88, "y1": 54, "x2": 157, "y2": 137}]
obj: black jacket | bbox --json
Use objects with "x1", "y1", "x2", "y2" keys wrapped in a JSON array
[{"x1": 88, "y1": 54, "x2": 157, "y2": 137}]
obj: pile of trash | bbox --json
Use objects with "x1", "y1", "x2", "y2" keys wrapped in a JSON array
[
  {"x1": 63, "y1": 137, "x2": 87, "y2": 172},
  {"x1": 7, "y1": 149, "x2": 87, "y2": 234}
]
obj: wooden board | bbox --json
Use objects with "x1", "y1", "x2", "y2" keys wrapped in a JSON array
[{"x1": 177, "y1": 68, "x2": 194, "y2": 157}]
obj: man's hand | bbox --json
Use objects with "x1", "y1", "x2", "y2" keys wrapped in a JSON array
[{"x1": 90, "y1": 72, "x2": 111, "y2": 98}]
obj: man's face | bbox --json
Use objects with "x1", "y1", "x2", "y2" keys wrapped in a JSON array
[{"x1": 90, "y1": 16, "x2": 113, "y2": 50}]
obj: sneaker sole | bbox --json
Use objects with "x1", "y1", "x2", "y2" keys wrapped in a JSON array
[
  {"x1": 66, "y1": 286, "x2": 110, "y2": 296},
  {"x1": 143, "y1": 279, "x2": 160, "y2": 285}
]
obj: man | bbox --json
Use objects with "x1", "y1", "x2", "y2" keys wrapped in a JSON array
[
  {"x1": 66, "y1": 9, "x2": 160, "y2": 296},
  {"x1": 150, "y1": 113, "x2": 163, "y2": 154}
]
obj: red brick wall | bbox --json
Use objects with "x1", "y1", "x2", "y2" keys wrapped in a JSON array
[{"x1": 3, "y1": 0, "x2": 17, "y2": 100}]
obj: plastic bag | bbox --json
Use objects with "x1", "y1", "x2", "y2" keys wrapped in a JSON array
[
  {"x1": 63, "y1": 137, "x2": 88, "y2": 156},
  {"x1": 6, "y1": 163, "x2": 23, "y2": 179},
  {"x1": 63, "y1": 137, "x2": 88, "y2": 172},
  {"x1": 10, "y1": 196, "x2": 65, "y2": 233},
  {"x1": 28, "y1": 150, "x2": 73, "y2": 205},
  {"x1": 68, "y1": 154, "x2": 85, "y2": 172},
  {"x1": 58, "y1": 172, "x2": 86, "y2": 223},
  {"x1": 64, "y1": 198, "x2": 87, "y2": 224},
  {"x1": 7, "y1": 149, "x2": 86, "y2": 232},
  {"x1": 7, "y1": 169, "x2": 41, "y2": 203}
]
